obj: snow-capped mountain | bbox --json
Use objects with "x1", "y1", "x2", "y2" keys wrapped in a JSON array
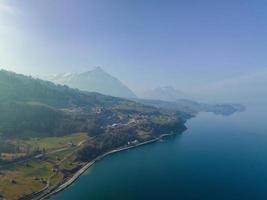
[{"x1": 48, "y1": 67, "x2": 137, "y2": 99}]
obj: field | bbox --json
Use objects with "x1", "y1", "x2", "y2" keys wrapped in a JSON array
[
  {"x1": 0, "y1": 133, "x2": 88, "y2": 162},
  {"x1": 0, "y1": 133, "x2": 88, "y2": 200}
]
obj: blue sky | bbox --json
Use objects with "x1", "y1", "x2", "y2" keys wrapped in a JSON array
[{"x1": 0, "y1": 0, "x2": 267, "y2": 91}]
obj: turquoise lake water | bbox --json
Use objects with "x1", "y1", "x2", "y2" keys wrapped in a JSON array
[{"x1": 52, "y1": 103, "x2": 267, "y2": 200}]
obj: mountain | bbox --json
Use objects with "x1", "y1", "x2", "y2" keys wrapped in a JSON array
[
  {"x1": 0, "y1": 69, "x2": 245, "y2": 200},
  {"x1": 0, "y1": 69, "x2": 125, "y2": 137},
  {"x1": 0, "y1": 70, "x2": 188, "y2": 199},
  {"x1": 140, "y1": 86, "x2": 186, "y2": 101},
  {"x1": 0, "y1": 70, "x2": 185, "y2": 139},
  {"x1": 48, "y1": 67, "x2": 137, "y2": 99}
]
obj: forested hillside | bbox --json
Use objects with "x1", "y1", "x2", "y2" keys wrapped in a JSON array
[{"x1": 0, "y1": 70, "x2": 184, "y2": 138}]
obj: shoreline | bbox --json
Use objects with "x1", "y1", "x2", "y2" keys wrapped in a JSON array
[{"x1": 36, "y1": 132, "x2": 177, "y2": 200}]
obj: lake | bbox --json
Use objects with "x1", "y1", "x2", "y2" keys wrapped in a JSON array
[{"x1": 51, "y1": 103, "x2": 267, "y2": 200}]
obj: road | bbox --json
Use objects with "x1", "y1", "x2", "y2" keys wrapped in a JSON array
[{"x1": 0, "y1": 139, "x2": 87, "y2": 169}]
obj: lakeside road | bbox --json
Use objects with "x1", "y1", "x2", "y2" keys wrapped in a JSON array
[{"x1": 36, "y1": 132, "x2": 177, "y2": 200}]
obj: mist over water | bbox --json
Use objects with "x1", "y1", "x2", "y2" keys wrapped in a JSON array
[
  {"x1": 52, "y1": 101, "x2": 267, "y2": 200},
  {"x1": 188, "y1": 69, "x2": 267, "y2": 105},
  {"x1": 1, "y1": 1, "x2": 267, "y2": 199}
]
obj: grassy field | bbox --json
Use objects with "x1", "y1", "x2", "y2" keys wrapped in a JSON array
[
  {"x1": 0, "y1": 133, "x2": 88, "y2": 162},
  {"x1": 12, "y1": 132, "x2": 88, "y2": 151},
  {"x1": 0, "y1": 160, "x2": 52, "y2": 199},
  {"x1": 0, "y1": 133, "x2": 88, "y2": 200}
]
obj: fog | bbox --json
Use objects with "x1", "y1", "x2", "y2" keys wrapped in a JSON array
[{"x1": 187, "y1": 69, "x2": 267, "y2": 105}]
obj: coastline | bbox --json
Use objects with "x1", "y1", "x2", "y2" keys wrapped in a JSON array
[{"x1": 36, "y1": 132, "x2": 177, "y2": 200}]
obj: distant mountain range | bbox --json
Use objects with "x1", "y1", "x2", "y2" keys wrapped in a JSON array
[
  {"x1": 46, "y1": 65, "x2": 260, "y2": 106},
  {"x1": 140, "y1": 86, "x2": 187, "y2": 101},
  {"x1": 48, "y1": 67, "x2": 137, "y2": 99},
  {"x1": 140, "y1": 69, "x2": 267, "y2": 104}
]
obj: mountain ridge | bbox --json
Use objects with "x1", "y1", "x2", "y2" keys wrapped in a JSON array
[
  {"x1": 48, "y1": 67, "x2": 137, "y2": 99},
  {"x1": 0, "y1": 69, "x2": 185, "y2": 138}
]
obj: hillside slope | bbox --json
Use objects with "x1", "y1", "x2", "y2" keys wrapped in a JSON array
[{"x1": 0, "y1": 70, "x2": 185, "y2": 139}]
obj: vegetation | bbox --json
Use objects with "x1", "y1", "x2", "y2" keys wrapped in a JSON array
[
  {"x1": 0, "y1": 101, "x2": 61, "y2": 137},
  {"x1": 0, "y1": 70, "x2": 187, "y2": 199},
  {"x1": 0, "y1": 160, "x2": 52, "y2": 200},
  {"x1": 0, "y1": 133, "x2": 87, "y2": 162},
  {"x1": 0, "y1": 70, "x2": 158, "y2": 138},
  {"x1": 0, "y1": 133, "x2": 87, "y2": 200}
]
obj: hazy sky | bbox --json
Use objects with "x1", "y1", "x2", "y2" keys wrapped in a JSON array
[{"x1": 0, "y1": 0, "x2": 267, "y2": 91}]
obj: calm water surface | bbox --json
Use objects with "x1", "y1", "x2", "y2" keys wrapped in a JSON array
[{"x1": 52, "y1": 103, "x2": 267, "y2": 200}]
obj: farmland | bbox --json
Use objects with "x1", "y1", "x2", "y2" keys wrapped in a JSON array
[{"x1": 0, "y1": 133, "x2": 88, "y2": 200}]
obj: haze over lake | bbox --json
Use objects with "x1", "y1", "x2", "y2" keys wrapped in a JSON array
[
  {"x1": 51, "y1": 102, "x2": 267, "y2": 200},
  {"x1": 0, "y1": 1, "x2": 266, "y2": 199}
]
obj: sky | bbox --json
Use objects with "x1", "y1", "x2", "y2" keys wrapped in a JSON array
[{"x1": 0, "y1": 0, "x2": 267, "y2": 92}]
